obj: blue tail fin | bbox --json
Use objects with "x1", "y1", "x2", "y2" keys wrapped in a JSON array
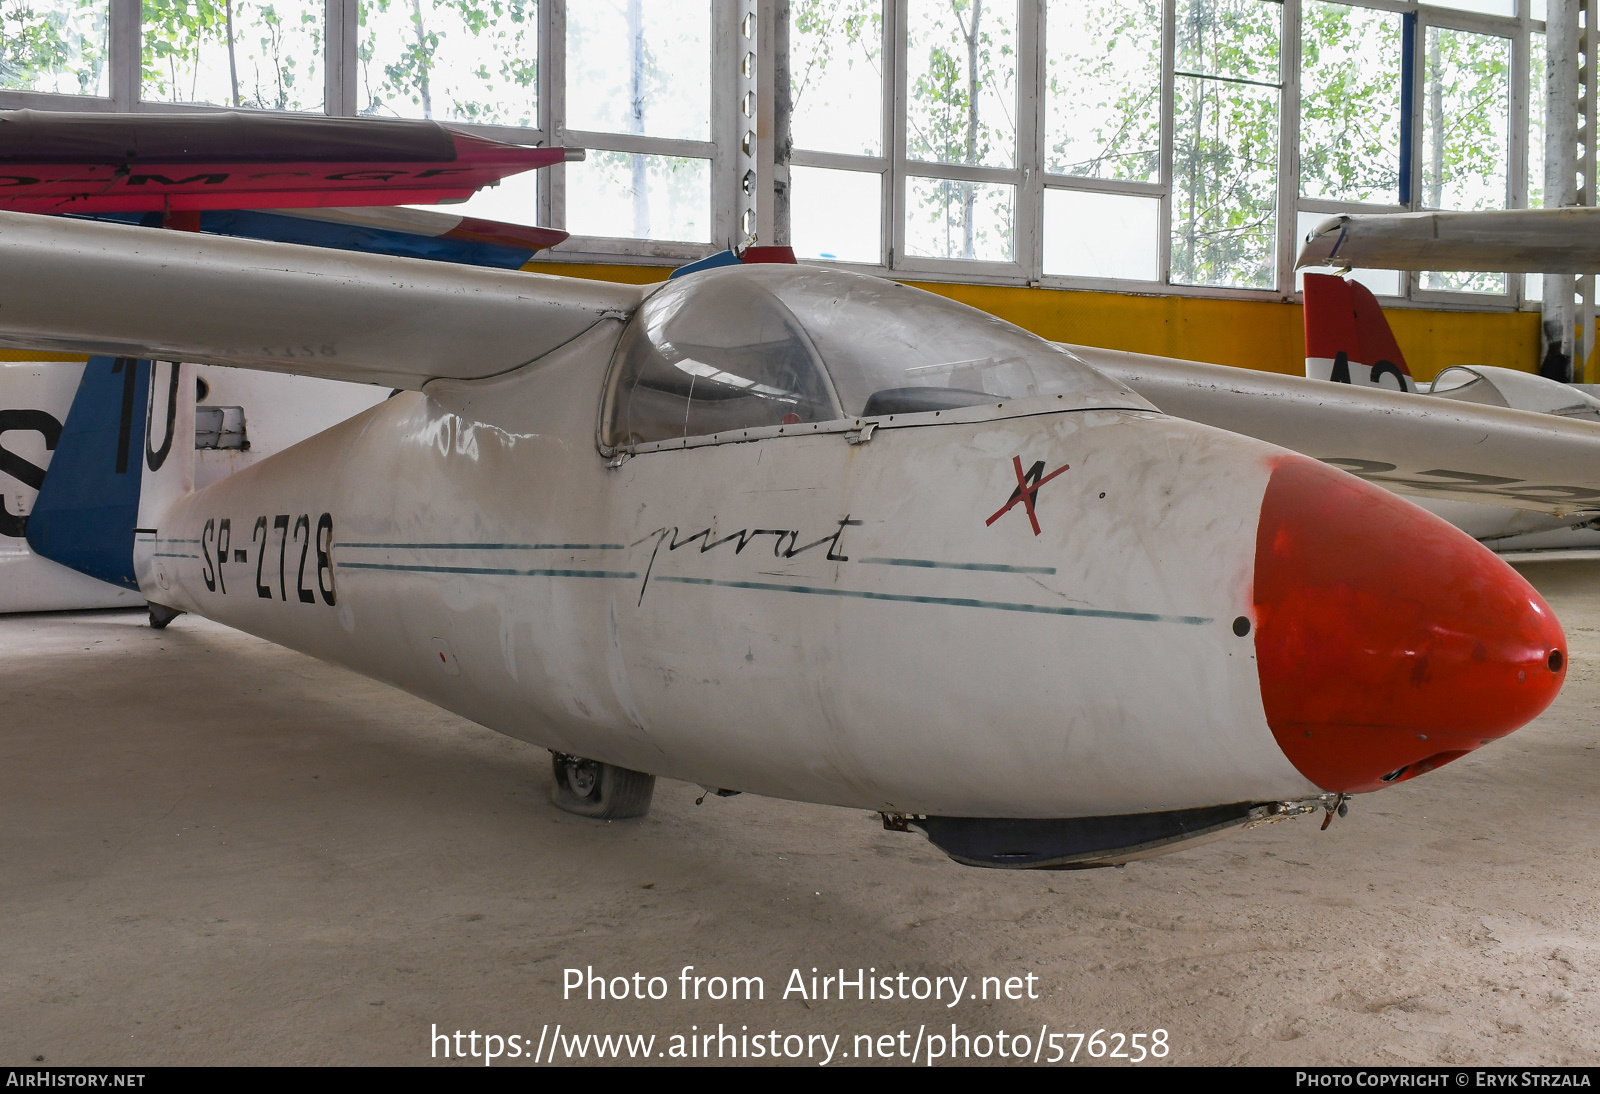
[{"x1": 25, "y1": 357, "x2": 150, "y2": 590}]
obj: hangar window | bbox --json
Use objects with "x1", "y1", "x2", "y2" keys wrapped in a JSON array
[
  {"x1": 1, "y1": 0, "x2": 109, "y2": 97},
  {"x1": 1418, "y1": 25, "x2": 1511, "y2": 295},
  {"x1": 0, "y1": 1, "x2": 1556, "y2": 307},
  {"x1": 141, "y1": 0, "x2": 324, "y2": 112},
  {"x1": 358, "y1": 0, "x2": 538, "y2": 127},
  {"x1": 561, "y1": 1, "x2": 713, "y2": 243},
  {"x1": 788, "y1": 2, "x2": 886, "y2": 263},
  {"x1": 1300, "y1": 2, "x2": 1403, "y2": 207}
]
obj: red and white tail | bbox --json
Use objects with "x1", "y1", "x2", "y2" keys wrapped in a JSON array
[{"x1": 1303, "y1": 273, "x2": 1415, "y2": 393}]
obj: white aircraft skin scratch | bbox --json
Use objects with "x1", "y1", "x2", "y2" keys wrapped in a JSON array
[{"x1": 133, "y1": 320, "x2": 1321, "y2": 821}]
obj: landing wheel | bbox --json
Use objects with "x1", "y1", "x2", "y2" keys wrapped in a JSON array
[
  {"x1": 148, "y1": 604, "x2": 182, "y2": 629},
  {"x1": 550, "y1": 753, "x2": 655, "y2": 819}
]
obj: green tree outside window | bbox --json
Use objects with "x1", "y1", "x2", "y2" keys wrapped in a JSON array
[{"x1": 2, "y1": 0, "x2": 108, "y2": 96}]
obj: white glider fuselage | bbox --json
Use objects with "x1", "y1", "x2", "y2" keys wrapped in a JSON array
[
  {"x1": 137, "y1": 322, "x2": 1314, "y2": 818},
  {"x1": 0, "y1": 191, "x2": 1577, "y2": 865},
  {"x1": 0, "y1": 252, "x2": 1545, "y2": 847}
]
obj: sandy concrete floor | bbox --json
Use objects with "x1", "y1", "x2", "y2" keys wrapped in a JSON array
[{"x1": 2, "y1": 561, "x2": 1598, "y2": 1067}]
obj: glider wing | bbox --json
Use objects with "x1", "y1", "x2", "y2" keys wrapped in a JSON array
[
  {"x1": 1298, "y1": 208, "x2": 1600, "y2": 274},
  {"x1": 0, "y1": 210, "x2": 642, "y2": 390},
  {"x1": 0, "y1": 109, "x2": 578, "y2": 214}
]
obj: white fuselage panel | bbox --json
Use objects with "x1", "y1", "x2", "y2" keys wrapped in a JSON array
[{"x1": 136, "y1": 327, "x2": 1317, "y2": 818}]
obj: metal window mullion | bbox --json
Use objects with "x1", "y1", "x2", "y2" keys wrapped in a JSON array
[
  {"x1": 1159, "y1": 0, "x2": 1176, "y2": 283},
  {"x1": 1420, "y1": 7, "x2": 1525, "y2": 36},
  {"x1": 1041, "y1": 174, "x2": 1167, "y2": 196},
  {"x1": 1317, "y1": 0, "x2": 1417, "y2": 15},
  {"x1": 1279, "y1": 0, "x2": 1302, "y2": 296},
  {"x1": 324, "y1": 0, "x2": 350, "y2": 116},
  {"x1": 110, "y1": 0, "x2": 139, "y2": 110},
  {"x1": 0, "y1": 89, "x2": 113, "y2": 109},
  {"x1": 562, "y1": 132, "x2": 718, "y2": 159},
  {"x1": 1405, "y1": 7, "x2": 1428, "y2": 299},
  {"x1": 889, "y1": 0, "x2": 907, "y2": 270},
  {"x1": 543, "y1": 0, "x2": 566, "y2": 231},
  {"x1": 755, "y1": 0, "x2": 777, "y2": 247},
  {"x1": 726, "y1": 0, "x2": 757, "y2": 248},
  {"x1": 713, "y1": 0, "x2": 739, "y2": 249},
  {"x1": 868, "y1": 0, "x2": 892, "y2": 267},
  {"x1": 1584, "y1": 0, "x2": 1598, "y2": 375},
  {"x1": 791, "y1": 149, "x2": 892, "y2": 170},
  {"x1": 343, "y1": 0, "x2": 359, "y2": 116},
  {"x1": 1017, "y1": 0, "x2": 1044, "y2": 281},
  {"x1": 901, "y1": 161, "x2": 1023, "y2": 185},
  {"x1": 1510, "y1": 8, "x2": 1529, "y2": 307},
  {"x1": 893, "y1": 253, "x2": 1030, "y2": 278},
  {"x1": 1296, "y1": 196, "x2": 1406, "y2": 213},
  {"x1": 1510, "y1": 20, "x2": 1528, "y2": 211}
]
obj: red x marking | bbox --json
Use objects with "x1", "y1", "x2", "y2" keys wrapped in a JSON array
[{"x1": 986, "y1": 455, "x2": 1070, "y2": 536}]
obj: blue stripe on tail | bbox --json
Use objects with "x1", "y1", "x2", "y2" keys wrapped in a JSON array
[{"x1": 25, "y1": 356, "x2": 149, "y2": 590}]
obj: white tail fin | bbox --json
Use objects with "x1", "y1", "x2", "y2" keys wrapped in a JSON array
[{"x1": 134, "y1": 360, "x2": 195, "y2": 601}]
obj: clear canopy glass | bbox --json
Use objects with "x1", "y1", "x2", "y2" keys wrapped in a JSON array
[{"x1": 607, "y1": 266, "x2": 1140, "y2": 447}]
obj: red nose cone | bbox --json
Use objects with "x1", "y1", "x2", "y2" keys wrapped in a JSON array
[{"x1": 1253, "y1": 456, "x2": 1565, "y2": 793}]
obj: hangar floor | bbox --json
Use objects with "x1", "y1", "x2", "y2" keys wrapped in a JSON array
[{"x1": 2, "y1": 561, "x2": 1597, "y2": 1067}]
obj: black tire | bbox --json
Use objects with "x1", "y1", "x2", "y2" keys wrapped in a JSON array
[
  {"x1": 148, "y1": 604, "x2": 182, "y2": 629},
  {"x1": 550, "y1": 753, "x2": 655, "y2": 819}
]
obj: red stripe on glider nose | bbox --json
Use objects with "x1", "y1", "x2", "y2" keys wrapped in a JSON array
[{"x1": 1252, "y1": 456, "x2": 1564, "y2": 794}]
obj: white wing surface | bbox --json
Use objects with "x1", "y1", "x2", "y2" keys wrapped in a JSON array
[
  {"x1": 1297, "y1": 208, "x2": 1600, "y2": 273},
  {"x1": 0, "y1": 210, "x2": 643, "y2": 389},
  {"x1": 1069, "y1": 345, "x2": 1600, "y2": 518}
]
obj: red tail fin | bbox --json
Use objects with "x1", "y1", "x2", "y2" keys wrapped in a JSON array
[{"x1": 1303, "y1": 273, "x2": 1413, "y2": 392}]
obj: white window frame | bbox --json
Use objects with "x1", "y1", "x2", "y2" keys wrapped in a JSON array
[
  {"x1": 0, "y1": 0, "x2": 741, "y2": 263},
  {"x1": 0, "y1": 0, "x2": 1556, "y2": 306},
  {"x1": 786, "y1": 0, "x2": 1549, "y2": 310}
]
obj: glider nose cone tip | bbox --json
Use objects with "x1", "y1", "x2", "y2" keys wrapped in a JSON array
[{"x1": 1252, "y1": 456, "x2": 1565, "y2": 794}]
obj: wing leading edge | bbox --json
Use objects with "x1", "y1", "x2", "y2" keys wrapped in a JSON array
[
  {"x1": 0, "y1": 210, "x2": 643, "y2": 390},
  {"x1": 1297, "y1": 208, "x2": 1600, "y2": 274}
]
